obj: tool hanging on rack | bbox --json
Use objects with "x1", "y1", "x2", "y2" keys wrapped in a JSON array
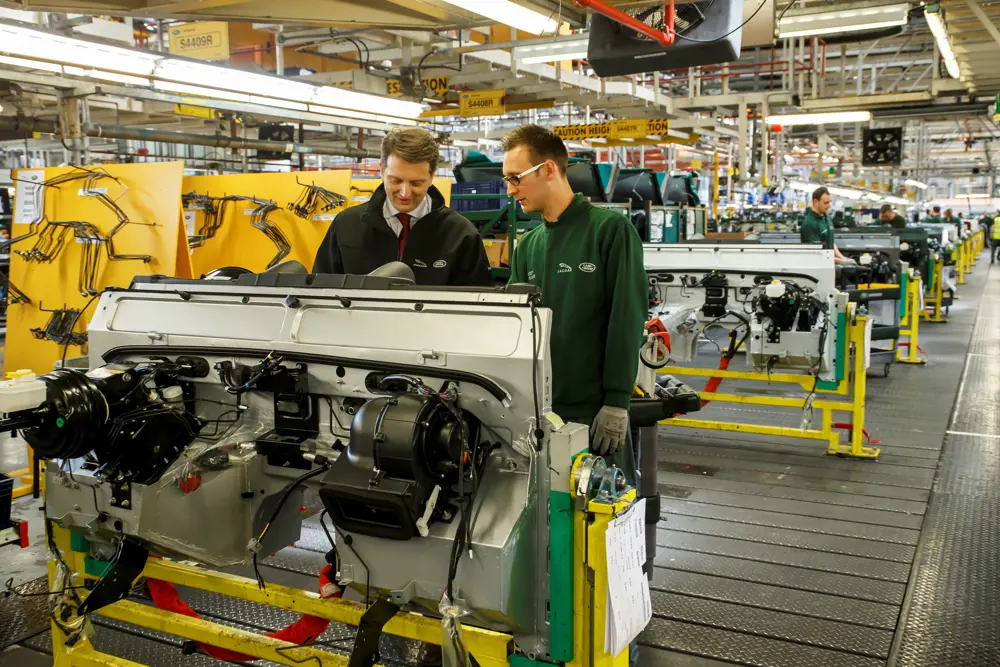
[
  {"x1": 182, "y1": 193, "x2": 218, "y2": 248},
  {"x1": 247, "y1": 199, "x2": 291, "y2": 269},
  {"x1": 5, "y1": 167, "x2": 118, "y2": 252},
  {"x1": 73, "y1": 222, "x2": 104, "y2": 297},
  {"x1": 8, "y1": 282, "x2": 31, "y2": 305},
  {"x1": 31, "y1": 303, "x2": 88, "y2": 347},
  {"x1": 288, "y1": 179, "x2": 346, "y2": 219},
  {"x1": 82, "y1": 175, "x2": 154, "y2": 264}
]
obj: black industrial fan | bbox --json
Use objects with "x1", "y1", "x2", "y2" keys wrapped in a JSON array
[
  {"x1": 586, "y1": 0, "x2": 743, "y2": 77},
  {"x1": 862, "y1": 127, "x2": 904, "y2": 166}
]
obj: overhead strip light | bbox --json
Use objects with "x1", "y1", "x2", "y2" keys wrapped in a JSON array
[
  {"x1": 513, "y1": 37, "x2": 590, "y2": 64},
  {"x1": 904, "y1": 179, "x2": 928, "y2": 189},
  {"x1": 768, "y1": 111, "x2": 872, "y2": 126},
  {"x1": 0, "y1": 21, "x2": 425, "y2": 121},
  {"x1": 777, "y1": 2, "x2": 909, "y2": 38},
  {"x1": 438, "y1": 0, "x2": 560, "y2": 36},
  {"x1": 924, "y1": 6, "x2": 960, "y2": 79}
]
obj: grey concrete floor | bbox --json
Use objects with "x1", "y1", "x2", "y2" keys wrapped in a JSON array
[{"x1": 1, "y1": 433, "x2": 49, "y2": 589}]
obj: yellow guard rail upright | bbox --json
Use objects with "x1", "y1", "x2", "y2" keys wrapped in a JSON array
[
  {"x1": 659, "y1": 305, "x2": 879, "y2": 459},
  {"x1": 896, "y1": 269, "x2": 927, "y2": 365}
]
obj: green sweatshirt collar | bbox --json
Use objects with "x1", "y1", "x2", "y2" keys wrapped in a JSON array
[{"x1": 544, "y1": 193, "x2": 588, "y2": 226}]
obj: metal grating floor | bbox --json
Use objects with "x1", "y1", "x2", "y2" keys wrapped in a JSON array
[{"x1": 642, "y1": 255, "x2": 995, "y2": 667}]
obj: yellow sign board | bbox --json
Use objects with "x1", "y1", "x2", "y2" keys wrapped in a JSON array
[
  {"x1": 553, "y1": 118, "x2": 669, "y2": 141},
  {"x1": 881, "y1": 183, "x2": 890, "y2": 192},
  {"x1": 460, "y1": 89, "x2": 505, "y2": 117},
  {"x1": 690, "y1": 159, "x2": 703, "y2": 170},
  {"x1": 387, "y1": 76, "x2": 449, "y2": 98},
  {"x1": 168, "y1": 21, "x2": 230, "y2": 61},
  {"x1": 174, "y1": 104, "x2": 215, "y2": 119}
]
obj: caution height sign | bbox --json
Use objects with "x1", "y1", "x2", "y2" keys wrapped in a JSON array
[
  {"x1": 460, "y1": 89, "x2": 505, "y2": 117},
  {"x1": 553, "y1": 118, "x2": 670, "y2": 141},
  {"x1": 387, "y1": 76, "x2": 449, "y2": 98}
]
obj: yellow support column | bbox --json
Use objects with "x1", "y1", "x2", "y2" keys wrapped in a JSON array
[
  {"x1": 570, "y1": 462, "x2": 635, "y2": 667},
  {"x1": 827, "y1": 312, "x2": 879, "y2": 459},
  {"x1": 897, "y1": 273, "x2": 927, "y2": 365},
  {"x1": 956, "y1": 242, "x2": 967, "y2": 285}
]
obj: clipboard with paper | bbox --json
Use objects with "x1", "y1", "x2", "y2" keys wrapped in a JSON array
[{"x1": 604, "y1": 498, "x2": 653, "y2": 656}]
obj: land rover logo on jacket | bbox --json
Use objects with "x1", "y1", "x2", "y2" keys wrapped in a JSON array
[
  {"x1": 558, "y1": 262, "x2": 573, "y2": 273},
  {"x1": 579, "y1": 262, "x2": 596, "y2": 273},
  {"x1": 433, "y1": 259, "x2": 448, "y2": 268}
]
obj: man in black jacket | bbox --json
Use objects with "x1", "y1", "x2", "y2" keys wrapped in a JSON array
[{"x1": 313, "y1": 127, "x2": 493, "y2": 286}]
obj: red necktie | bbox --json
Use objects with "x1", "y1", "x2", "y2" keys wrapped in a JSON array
[{"x1": 397, "y1": 212, "x2": 412, "y2": 260}]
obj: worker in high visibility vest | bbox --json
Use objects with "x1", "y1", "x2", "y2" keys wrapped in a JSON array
[{"x1": 992, "y1": 212, "x2": 1000, "y2": 263}]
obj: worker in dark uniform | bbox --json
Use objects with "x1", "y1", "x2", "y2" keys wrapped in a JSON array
[
  {"x1": 502, "y1": 123, "x2": 647, "y2": 667},
  {"x1": 502, "y1": 125, "x2": 647, "y2": 479},
  {"x1": 313, "y1": 127, "x2": 492, "y2": 286},
  {"x1": 925, "y1": 206, "x2": 943, "y2": 224},
  {"x1": 799, "y1": 186, "x2": 852, "y2": 264},
  {"x1": 879, "y1": 204, "x2": 907, "y2": 229}
]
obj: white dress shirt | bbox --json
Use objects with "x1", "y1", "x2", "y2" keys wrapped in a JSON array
[{"x1": 383, "y1": 193, "x2": 432, "y2": 237}]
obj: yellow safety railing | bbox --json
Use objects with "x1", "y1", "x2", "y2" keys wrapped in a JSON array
[
  {"x1": 658, "y1": 307, "x2": 879, "y2": 459},
  {"x1": 896, "y1": 271, "x2": 927, "y2": 365},
  {"x1": 47, "y1": 523, "x2": 514, "y2": 667},
  {"x1": 921, "y1": 254, "x2": 949, "y2": 324}
]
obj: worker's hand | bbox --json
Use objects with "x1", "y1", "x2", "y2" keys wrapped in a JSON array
[{"x1": 591, "y1": 406, "x2": 629, "y2": 455}]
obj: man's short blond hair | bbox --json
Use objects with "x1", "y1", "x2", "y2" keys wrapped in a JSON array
[{"x1": 381, "y1": 127, "x2": 440, "y2": 174}]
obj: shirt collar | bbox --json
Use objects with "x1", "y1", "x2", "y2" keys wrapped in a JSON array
[
  {"x1": 544, "y1": 193, "x2": 588, "y2": 226},
  {"x1": 383, "y1": 192, "x2": 432, "y2": 224}
]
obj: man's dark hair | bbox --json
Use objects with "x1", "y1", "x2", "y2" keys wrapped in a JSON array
[
  {"x1": 501, "y1": 125, "x2": 569, "y2": 174},
  {"x1": 932, "y1": 205, "x2": 941, "y2": 214},
  {"x1": 812, "y1": 186, "x2": 830, "y2": 201},
  {"x1": 880, "y1": 204, "x2": 893, "y2": 215}
]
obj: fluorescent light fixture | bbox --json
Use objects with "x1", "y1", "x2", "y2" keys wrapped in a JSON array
[
  {"x1": 438, "y1": 0, "x2": 559, "y2": 36},
  {"x1": 904, "y1": 179, "x2": 928, "y2": 189},
  {"x1": 828, "y1": 186, "x2": 863, "y2": 200},
  {"x1": 514, "y1": 37, "x2": 589, "y2": 64},
  {"x1": 63, "y1": 66, "x2": 150, "y2": 86},
  {"x1": 519, "y1": 50, "x2": 588, "y2": 64},
  {"x1": 153, "y1": 80, "x2": 251, "y2": 103},
  {"x1": 0, "y1": 54, "x2": 61, "y2": 73},
  {"x1": 0, "y1": 21, "x2": 425, "y2": 121},
  {"x1": 885, "y1": 196, "x2": 909, "y2": 205},
  {"x1": 925, "y1": 7, "x2": 960, "y2": 79},
  {"x1": 778, "y1": 2, "x2": 909, "y2": 38},
  {"x1": 768, "y1": 111, "x2": 871, "y2": 126},
  {"x1": 249, "y1": 95, "x2": 309, "y2": 111},
  {"x1": 863, "y1": 193, "x2": 883, "y2": 202},
  {"x1": 0, "y1": 23, "x2": 159, "y2": 76},
  {"x1": 964, "y1": 193, "x2": 991, "y2": 198}
]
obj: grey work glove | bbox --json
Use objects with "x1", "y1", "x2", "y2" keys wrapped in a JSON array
[{"x1": 591, "y1": 405, "x2": 629, "y2": 456}]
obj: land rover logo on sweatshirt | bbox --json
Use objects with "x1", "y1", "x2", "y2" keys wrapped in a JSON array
[
  {"x1": 579, "y1": 262, "x2": 596, "y2": 273},
  {"x1": 413, "y1": 259, "x2": 428, "y2": 268},
  {"x1": 433, "y1": 259, "x2": 448, "y2": 268},
  {"x1": 558, "y1": 262, "x2": 572, "y2": 273}
]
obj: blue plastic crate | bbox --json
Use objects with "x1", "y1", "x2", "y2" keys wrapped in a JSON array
[{"x1": 451, "y1": 181, "x2": 506, "y2": 212}]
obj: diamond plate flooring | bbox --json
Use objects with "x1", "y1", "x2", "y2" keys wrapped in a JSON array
[{"x1": 641, "y1": 254, "x2": 993, "y2": 667}]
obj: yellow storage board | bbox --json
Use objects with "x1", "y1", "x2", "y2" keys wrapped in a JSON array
[
  {"x1": 7, "y1": 162, "x2": 187, "y2": 375},
  {"x1": 183, "y1": 170, "x2": 353, "y2": 276}
]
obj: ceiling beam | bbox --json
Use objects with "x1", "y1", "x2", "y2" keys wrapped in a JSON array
[
  {"x1": 964, "y1": 0, "x2": 1000, "y2": 49},
  {"x1": 144, "y1": 0, "x2": 247, "y2": 13}
]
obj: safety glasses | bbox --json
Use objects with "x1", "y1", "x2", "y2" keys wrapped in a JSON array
[{"x1": 501, "y1": 162, "x2": 545, "y2": 187}]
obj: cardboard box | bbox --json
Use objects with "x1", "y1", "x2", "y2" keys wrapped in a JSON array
[
  {"x1": 483, "y1": 239, "x2": 506, "y2": 268},
  {"x1": 706, "y1": 232, "x2": 747, "y2": 241}
]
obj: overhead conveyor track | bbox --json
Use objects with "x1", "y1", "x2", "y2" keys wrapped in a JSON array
[{"x1": 639, "y1": 251, "x2": 993, "y2": 667}]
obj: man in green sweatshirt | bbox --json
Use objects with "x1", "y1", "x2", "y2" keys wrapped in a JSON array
[
  {"x1": 879, "y1": 204, "x2": 907, "y2": 229},
  {"x1": 925, "y1": 206, "x2": 943, "y2": 224},
  {"x1": 501, "y1": 125, "x2": 647, "y2": 483},
  {"x1": 800, "y1": 186, "x2": 852, "y2": 264}
]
